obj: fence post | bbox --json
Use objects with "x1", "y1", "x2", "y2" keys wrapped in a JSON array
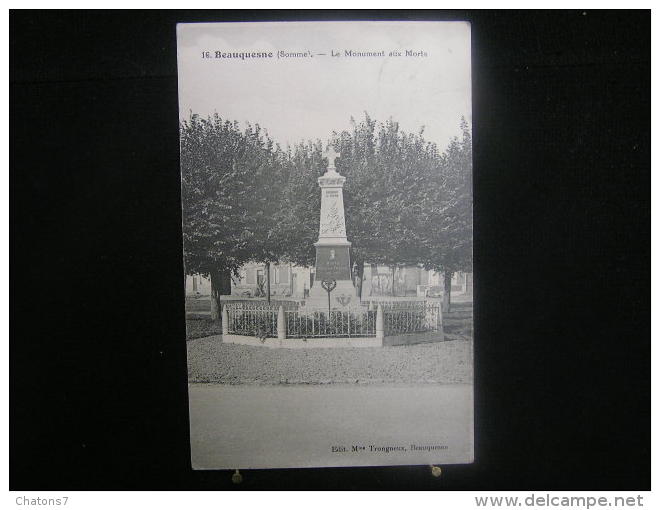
[
  {"x1": 277, "y1": 305, "x2": 286, "y2": 340},
  {"x1": 221, "y1": 306, "x2": 229, "y2": 336},
  {"x1": 376, "y1": 305, "x2": 384, "y2": 341}
]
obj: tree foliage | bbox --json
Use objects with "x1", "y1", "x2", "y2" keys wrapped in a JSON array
[
  {"x1": 180, "y1": 113, "x2": 284, "y2": 307},
  {"x1": 331, "y1": 114, "x2": 449, "y2": 268},
  {"x1": 272, "y1": 140, "x2": 325, "y2": 267},
  {"x1": 417, "y1": 117, "x2": 473, "y2": 276},
  {"x1": 180, "y1": 112, "x2": 472, "y2": 308}
]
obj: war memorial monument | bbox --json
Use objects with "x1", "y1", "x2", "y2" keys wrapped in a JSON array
[{"x1": 307, "y1": 148, "x2": 359, "y2": 311}]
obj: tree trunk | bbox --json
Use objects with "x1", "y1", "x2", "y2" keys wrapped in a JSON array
[
  {"x1": 210, "y1": 290, "x2": 219, "y2": 320},
  {"x1": 443, "y1": 271, "x2": 453, "y2": 313},
  {"x1": 391, "y1": 266, "x2": 396, "y2": 296},
  {"x1": 355, "y1": 260, "x2": 365, "y2": 300},
  {"x1": 210, "y1": 267, "x2": 232, "y2": 321},
  {"x1": 265, "y1": 262, "x2": 271, "y2": 304}
]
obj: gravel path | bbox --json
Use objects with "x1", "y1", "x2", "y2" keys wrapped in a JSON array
[{"x1": 187, "y1": 335, "x2": 472, "y2": 385}]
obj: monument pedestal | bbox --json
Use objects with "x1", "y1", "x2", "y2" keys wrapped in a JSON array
[{"x1": 307, "y1": 281, "x2": 359, "y2": 310}]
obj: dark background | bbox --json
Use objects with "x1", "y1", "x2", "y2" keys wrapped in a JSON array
[{"x1": 11, "y1": 10, "x2": 650, "y2": 490}]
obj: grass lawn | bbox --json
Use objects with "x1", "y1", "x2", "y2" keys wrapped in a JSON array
[
  {"x1": 186, "y1": 295, "x2": 211, "y2": 312},
  {"x1": 186, "y1": 319, "x2": 222, "y2": 340}
]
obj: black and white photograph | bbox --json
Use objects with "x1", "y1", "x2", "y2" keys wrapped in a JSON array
[{"x1": 178, "y1": 21, "x2": 474, "y2": 469}]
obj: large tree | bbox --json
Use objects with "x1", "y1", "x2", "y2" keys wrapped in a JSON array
[
  {"x1": 331, "y1": 114, "x2": 447, "y2": 297},
  {"x1": 180, "y1": 113, "x2": 283, "y2": 315},
  {"x1": 418, "y1": 117, "x2": 473, "y2": 311}
]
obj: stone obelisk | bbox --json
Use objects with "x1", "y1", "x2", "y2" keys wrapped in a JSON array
[{"x1": 307, "y1": 147, "x2": 358, "y2": 309}]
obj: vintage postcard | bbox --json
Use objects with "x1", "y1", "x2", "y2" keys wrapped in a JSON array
[{"x1": 177, "y1": 21, "x2": 473, "y2": 469}]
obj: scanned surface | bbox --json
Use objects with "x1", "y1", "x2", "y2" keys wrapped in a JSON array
[{"x1": 178, "y1": 21, "x2": 473, "y2": 469}]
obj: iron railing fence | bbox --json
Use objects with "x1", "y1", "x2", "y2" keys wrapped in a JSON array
[
  {"x1": 221, "y1": 300, "x2": 300, "y2": 311},
  {"x1": 285, "y1": 310, "x2": 376, "y2": 338},
  {"x1": 383, "y1": 304, "x2": 441, "y2": 335},
  {"x1": 225, "y1": 305, "x2": 278, "y2": 338},
  {"x1": 362, "y1": 299, "x2": 433, "y2": 310},
  {"x1": 224, "y1": 301, "x2": 441, "y2": 339}
]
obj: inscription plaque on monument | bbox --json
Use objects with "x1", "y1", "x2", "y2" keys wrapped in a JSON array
[{"x1": 315, "y1": 246, "x2": 351, "y2": 281}]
